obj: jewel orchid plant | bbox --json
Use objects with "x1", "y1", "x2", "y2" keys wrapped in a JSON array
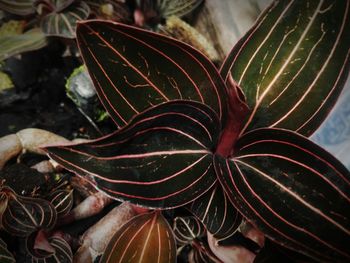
[{"x1": 45, "y1": 0, "x2": 350, "y2": 262}]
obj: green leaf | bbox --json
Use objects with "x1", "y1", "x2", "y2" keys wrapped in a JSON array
[
  {"x1": 47, "y1": 190, "x2": 73, "y2": 217},
  {"x1": 76, "y1": 20, "x2": 228, "y2": 128},
  {"x1": 0, "y1": 28, "x2": 47, "y2": 61},
  {"x1": 0, "y1": 0, "x2": 36, "y2": 15},
  {"x1": 157, "y1": 0, "x2": 204, "y2": 18},
  {"x1": 41, "y1": 1, "x2": 90, "y2": 38},
  {"x1": 220, "y1": 0, "x2": 350, "y2": 136},
  {"x1": 100, "y1": 211, "x2": 176, "y2": 263},
  {"x1": 0, "y1": 187, "x2": 57, "y2": 237},
  {"x1": 173, "y1": 216, "x2": 205, "y2": 246},
  {"x1": 0, "y1": 238, "x2": 15, "y2": 263},
  {"x1": 215, "y1": 128, "x2": 350, "y2": 262},
  {"x1": 188, "y1": 183, "x2": 242, "y2": 241},
  {"x1": 46, "y1": 101, "x2": 221, "y2": 209}
]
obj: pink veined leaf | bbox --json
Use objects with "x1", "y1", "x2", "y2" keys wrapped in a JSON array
[
  {"x1": 188, "y1": 183, "x2": 242, "y2": 241},
  {"x1": 173, "y1": 216, "x2": 205, "y2": 246},
  {"x1": 28, "y1": 233, "x2": 73, "y2": 263},
  {"x1": 76, "y1": 20, "x2": 228, "y2": 128},
  {"x1": 100, "y1": 211, "x2": 176, "y2": 263},
  {"x1": 0, "y1": 187, "x2": 57, "y2": 237},
  {"x1": 220, "y1": 0, "x2": 350, "y2": 137},
  {"x1": 215, "y1": 127, "x2": 350, "y2": 262},
  {"x1": 45, "y1": 101, "x2": 221, "y2": 209},
  {"x1": 47, "y1": 189, "x2": 74, "y2": 217}
]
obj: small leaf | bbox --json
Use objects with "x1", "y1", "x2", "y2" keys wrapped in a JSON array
[
  {"x1": 47, "y1": 190, "x2": 73, "y2": 217},
  {"x1": 0, "y1": 0, "x2": 36, "y2": 15},
  {"x1": 1, "y1": 187, "x2": 57, "y2": 237},
  {"x1": 46, "y1": 101, "x2": 220, "y2": 209},
  {"x1": 41, "y1": 1, "x2": 90, "y2": 38},
  {"x1": 29, "y1": 235, "x2": 73, "y2": 263},
  {"x1": 215, "y1": 128, "x2": 350, "y2": 262},
  {"x1": 76, "y1": 20, "x2": 228, "y2": 127},
  {"x1": 188, "y1": 183, "x2": 242, "y2": 241},
  {"x1": 0, "y1": 238, "x2": 15, "y2": 263},
  {"x1": 173, "y1": 216, "x2": 205, "y2": 246},
  {"x1": 100, "y1": 211, "x2": 176, "y2": 263},
  {"x1": 157, "y1": 0, "x2": 204, "y2": 18},
  {"x1": 26, "y1": 230, "x2": 55, "y2": 259},
  {"x1": 221, "y1": 0, "x2": 350, "y2": 136},
  {"x1": 0, "y1": 28, "x2": 47, "y2": 61}
]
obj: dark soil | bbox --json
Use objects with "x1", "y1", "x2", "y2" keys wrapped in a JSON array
[{"x1": 0, "y1": 39, "x2": 114, "y2": 139}]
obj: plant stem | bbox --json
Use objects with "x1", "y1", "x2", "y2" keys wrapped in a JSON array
[{"x1": 216, "y1": 76, "x2": 249, "y2": 157}]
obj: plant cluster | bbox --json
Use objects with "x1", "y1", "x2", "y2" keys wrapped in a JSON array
[
  {"x1": 0, "y1": 0, "x2": 349, "y2": 262},
  {"x1": 44, "y1": 0, "x2": 350, "y2": 262}
]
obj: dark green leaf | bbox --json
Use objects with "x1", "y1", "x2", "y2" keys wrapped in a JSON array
[
  {"x1": 41, "y1": 1, "x2": 90, "y2": 38},
  {"x1": 76, "y1": 20, "x2": 228, "y2": 127},
  {"x1": 254, "y1": 239, "x2": 316, "y2": 263},
  {"x1": 173, "y1": 216, "x2": 205, "y2": 246},
  {"x1": 47, "y1": 190, "x2": 73, "y2": 217},
  {"x1": 188, "y1": 183, "x2": 242, "y2": 241},
  {"x1": 46, "y1": 101, "x2": 220, "y2": 209},
  {"x1": 1, "y1": 187, "x2": 57, "y2": 237},
  {"x1": 221, "y1": 0, "x2": 350, "y2": 136},
  {"x1": 0, "y1": 0, "x2": 36, "y2": 15},
  {"x1": 215, "y1": 128, "x2": 350, "y2": 262},
  {"x1": 100, "y1": 211, "x2": 176, "y2": 263},
  {"x1": 0, "y1": 238, "x2": 15, "y2": 263}
]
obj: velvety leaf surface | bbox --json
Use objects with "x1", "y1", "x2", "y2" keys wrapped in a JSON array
[
  {"x1": 46, "y1": 101, "x2": 221, "y2": 209},
  {"x1": 76, "y1": 20, "x2": 227, "y2": 127},
  {"x1": 188, "y1": 183, "x2": 242, "y2": 241},
  {"x1": 215, "y1": 128, "x2": 350, "y2": 262},
  {"x1": 221, "y1": 0, "x2": 350, "y2": 136},
  {"x1": 0, "y1": 238, "x2": 15, "y2": 263},
  {"x1": 0, "y1": 0, "x2": 36, "y2": 15},
  {"x1": 41, "y1": 1, "x2": 90, "y2": 38},
  {"x1": 173, "y1": 216, "x2": 205, "y2": 246},
  {"x1": 47, "y1": 190, "x2": 73, "y2": 217},
  {"x1": 100, "y1": 211, "x2": 176, "y2": 263},
  {"x1": 1, "y1": 187, "x2": 57, "y2": 237}
]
